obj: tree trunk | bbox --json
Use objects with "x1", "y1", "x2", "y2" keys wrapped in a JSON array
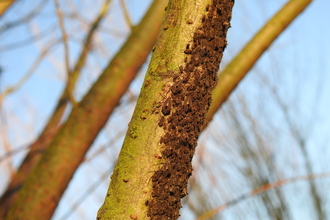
[{"x1": 97, "y1": 0, "x2": 234, "y2": 219}]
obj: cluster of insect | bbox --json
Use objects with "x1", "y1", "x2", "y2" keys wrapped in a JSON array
[{"x1": 147, "y1": 0, "x2": 234, "y2": 219}]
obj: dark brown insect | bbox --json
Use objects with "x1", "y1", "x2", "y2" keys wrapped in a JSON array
[
  {"x1": 161, "y1": 97, "x2": 172, "y2": 116},
  {"x1": 171, "y1": 80, "x2": 182, "y2": 94},
  {"x1": 158, "y1": 116, "x2": 165, "y2": 127},
  {"x1": 185, "y1": 64, "x2": 194, "y2": 72},
  {"x1": 194, "y1": 30, "x2": 205, "y2": 40},
  {"x1": 154, "y1": 154, "x2": 162, "y2": 159},
  {"x1": 183, "y1": 96, "x2": 192, "y2": 113},
  {"x1": 179, "y1": 131, "x2": 189, "y2": 145},
  {"x1": 182, "y1": 71, "x2": 190, "y2": 83},
  {"x1": 184, "y1": 49, "x2": 192, "y2": 54},
  {"x1": 179, "y1": 65, "x2": 184, "y2": 73}
]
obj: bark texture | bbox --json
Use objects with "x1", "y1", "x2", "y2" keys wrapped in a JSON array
[
  {"x1": 4, "y1": 1, "x2": 167, "y2": 219},
  {"x1": 97, "y1": 0, "x2": 234, "y2": 219}
]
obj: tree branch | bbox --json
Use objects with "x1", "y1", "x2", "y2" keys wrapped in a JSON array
[
  {"x1": 197, "y1": 172, "x2": 330, "y2": 220},
  {"x1": 5, "y1": 0, "x2": 167, "y2": 219},
  {"x1": 205, "y1": 0, "x2": 313, "y2": 126},
  {"x1": 54, "y1": 0, "x2": 76, "y2": 105}
]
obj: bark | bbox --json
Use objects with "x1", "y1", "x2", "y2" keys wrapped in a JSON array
[
  {"x1": 0, "y1": 1, "x2": 111, "y2": 218},
  {"x1": 0, "y1": 92, "x2": 67, "y2": 219},
  {"x1": 97, "y1": 0, "x2": 234, "y2": 219},
  {"x1": 4, "y1": 1, "x2": 167, "y2": 219},
  {"x1": 206, "y1": 0, "x2": 313, "y2": 124}
]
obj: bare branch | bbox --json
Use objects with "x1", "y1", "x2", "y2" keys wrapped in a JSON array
[
  {"x1": 0, "y1": 145, "x2": 30, "y2": 163},
  {"x1": 53, "y1": 0, "x2": 76, "y2": 105},
  {"x1": 120, "y1": 0, "x2": 133, "y2": 30},
  {"x1": 205, "y1": 0, "x2": 313, "y2": 126},
  {"x1": 0, "y1": 0, "x2": 47, "y2": 34},
  {"x1": 58, "y1": 165, "x2": 115, "y2": 220},
  {"x1": 0, "y1": 39, "x2": 59, "y2": 99},
  {"x1": 0, "y1": 25, "x2": 56, "y2": 52},
  {"x1": 69, "y1": 0, "x2": 112, "y2": 95},
  {"x1": 197, "y1": 172, "x2": 330, "y2": 220}
]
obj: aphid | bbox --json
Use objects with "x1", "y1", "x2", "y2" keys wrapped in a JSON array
[
  {"x1": 161, "y1": 97, "x2": 172, "y2": 116},
  {"x1": 187, "y1": 84, "x2": 196, "y2": 91},
  {"x1": 171, "y1": 117, "x2": 179, "y2": 129},
  {"x1": 160, "y1": 137, "x2": 165, "y2": 144},
  {"x1": 186, "y1": 19, "x2": 193, "y2": 24},
  {"x1": 154, "y1": 154, "x2": 162, "y2": 159},
  {"x1": 158, "y1": 116, "x2": 165, "y2": 127},
  {"x1": 192, "y1": 45, "x2": 201, "y2": 54},
  {"x1": 194, "y1": 30, "x2": 205, "y2": 40},
  {"x1": 179, "y1": 65, "x2": 184, "y2": 72},
  {"x1": 173, "y1": 73, "x2": 179, "y2": 81},
  {"x1": 184, "y1": 49, "x2": 192, "y2": 54},
  {"x1": 179, "y1": 132, "x2": 189, "y2": 145},
  {"x1": 182, "y1": 71, "x2": 190, "y2": 83},
  {"x1": 183, "y1": 96, "x2": 192, "y2": 113},
  {"x1": 185, "y1": 64, "x2": 194, "y2": 72},
  {"x1": 163, "y1": 26, "x2": 169, "y2": 30},
  {"x1": 171, "y1": 80, "x2": 182, "y2": 94}
]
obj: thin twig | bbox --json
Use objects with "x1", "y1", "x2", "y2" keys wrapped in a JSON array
[
  {"x1": 58, "y1": 165, "x2": 115, "y2": 220},
  {"x1": 0, "y1": 39, "x2": 59, "y2": 99},
  {"x1": 119, "y1": 0, "x2": 133, "y2": 30},
  {"x1": 0, "y1": 0, "x2": 47, "y2": 34},
  {"x1": 0, "y1": 25, "x2": 55, "y2": 52},
  {"x1": 69, "y1": 0, "x2": 112, "y2": 91},
  {"x1": 0, "y1": 145, "x2": 31, "y2": 163},
  {"x1": 197, "y1": 172, "x2": 330, "y2": 220},
  {"x1": 54, "y1": 0, "x2": 76, "y2": 105},
  {"x1": 0, "y1": 118, "x2": 14, "y2": 174}
]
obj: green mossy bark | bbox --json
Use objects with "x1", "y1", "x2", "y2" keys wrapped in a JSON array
[
  {"x1": 97, "y1": 0, "x2": 219, "y2": 219},
  {"x1": 4, "y1": 1, "x2": 167, "y2": 220}
]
